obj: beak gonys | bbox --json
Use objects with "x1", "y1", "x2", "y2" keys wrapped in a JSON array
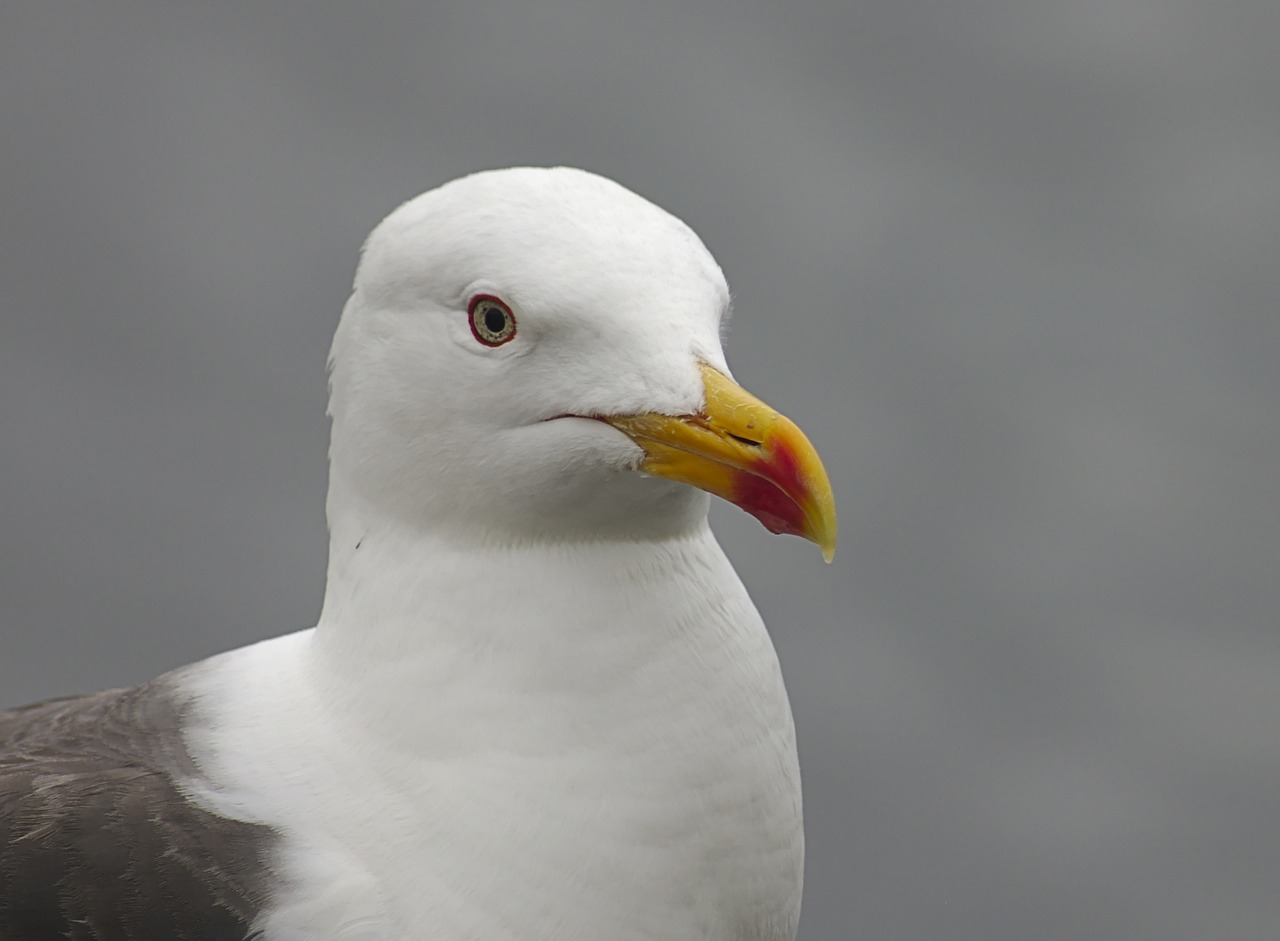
[{"x1": 603, "y1": 363, "x2": 837, "y2": 561}]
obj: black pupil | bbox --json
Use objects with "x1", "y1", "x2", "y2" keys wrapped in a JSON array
[{"x1": 483, "y1": 307, "x2": 507, "y2": 335}]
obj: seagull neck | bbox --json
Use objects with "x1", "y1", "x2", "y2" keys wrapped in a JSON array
[{"x1": 309, "y1": 494, "x2": 751, "y2": 733}]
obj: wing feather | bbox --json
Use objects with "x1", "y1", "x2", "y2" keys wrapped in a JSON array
[{"x1": 0, "y1": 681, "x2": 276, "y2": 941}]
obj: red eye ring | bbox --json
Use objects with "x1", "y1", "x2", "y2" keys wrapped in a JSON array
[{"x1": 468, "y1": 295, "x2": 517, "y2": 347}]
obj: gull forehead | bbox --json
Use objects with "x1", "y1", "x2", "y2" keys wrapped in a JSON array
[{"x1": 353, "y1": 166, "x2": 730, "y2": 319}]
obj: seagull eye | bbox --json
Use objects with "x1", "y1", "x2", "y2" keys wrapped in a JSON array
[{"x1": 468, "y1": 295, "x2": 517, "y2": 347}]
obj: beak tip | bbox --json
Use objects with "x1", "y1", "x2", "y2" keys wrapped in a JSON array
[
  {"x1": 804, "y1": 482, "x2": 837, "y2": 564},
  {"x1": 812, "y1": 516, "x2": 837, "y2": 563}
]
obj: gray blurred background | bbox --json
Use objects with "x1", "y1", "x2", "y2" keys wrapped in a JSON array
[{"x1": 3, "y1": 3, "x2": 1277, "y2": 938}]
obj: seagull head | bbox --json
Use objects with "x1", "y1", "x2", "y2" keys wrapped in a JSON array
[{"x1": 326, "y1": 167, "x2": 835, "y2": 559}]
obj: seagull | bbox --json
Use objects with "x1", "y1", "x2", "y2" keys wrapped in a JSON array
[{"x1": 0, "y1": 167, "x2": 836, "y2": 941}]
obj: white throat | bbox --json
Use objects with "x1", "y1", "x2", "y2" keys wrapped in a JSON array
[{"x1": 311, "y1": 482, "x2": 766, "y2": 754}]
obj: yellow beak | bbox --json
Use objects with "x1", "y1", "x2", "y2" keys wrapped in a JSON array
[{"x1": 603, "y1": 363, "x2": 837, "y2": 561}]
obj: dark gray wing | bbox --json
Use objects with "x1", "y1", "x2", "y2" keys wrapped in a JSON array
[{"x1": 0, "y1": 680, "x2": 277, "y2": 940}]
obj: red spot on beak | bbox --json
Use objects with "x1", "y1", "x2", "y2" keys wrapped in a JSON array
[{"x1": 730, "y1": 437, "x2": 810, "y2": 538}]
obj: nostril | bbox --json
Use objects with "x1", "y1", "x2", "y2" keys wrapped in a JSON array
[{"x1": 727, "y1": 432, "x2": 763, "y2": 448}]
